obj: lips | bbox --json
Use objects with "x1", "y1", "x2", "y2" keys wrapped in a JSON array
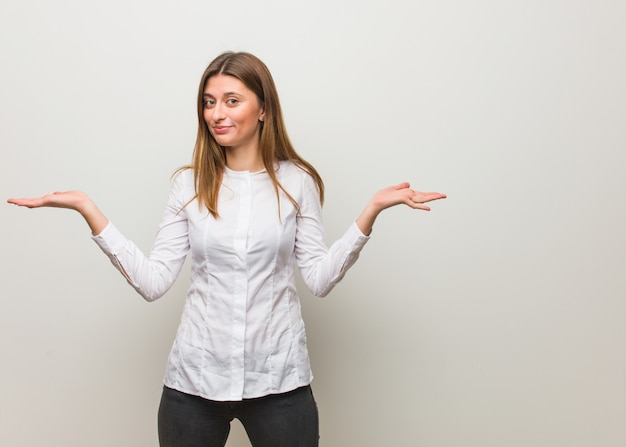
[{"x1": 212, "y1": 126, "x2": 231, "y2": 134}]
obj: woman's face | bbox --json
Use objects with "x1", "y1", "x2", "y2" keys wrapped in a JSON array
[{"x1": 203, "y1": 74, "x2": 265, "y2": 153}]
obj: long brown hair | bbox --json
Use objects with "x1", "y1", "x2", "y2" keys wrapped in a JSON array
[{"x1": 181, "y1": 51, "x2": 324, "y2": 218}]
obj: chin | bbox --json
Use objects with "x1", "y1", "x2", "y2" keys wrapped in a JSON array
[{"x1": 212, "y1": 136, "x2": 232, "y2": 147}]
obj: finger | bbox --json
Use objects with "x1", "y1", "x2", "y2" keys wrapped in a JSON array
[
  {"x1": 7, "y1": 197, "x2": 44, "y2": 208},
  {"x1": 402, "y1": 196, "x2": 429, "y2": 210},
  {"x1": 413, "y1": 192, "x2": 446, "y2": 203},
  {"x1": 8, "y1": 198, "x2": 27, "y2": 205},
  {"x1": 8, "y1": 199, "x2": 25, "y2": 207},
  {"x1": 411, "y1": 202, "x2": 431, "y2": 211},
  {"x1": 423, "y1": 193, "x2": 446, "y2": 202},
  {"x1": 393, "y1": 182, "x2": 411, "y2": 191}
]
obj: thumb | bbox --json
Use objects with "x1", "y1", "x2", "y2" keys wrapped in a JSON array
[{"x1": 394, "y1": 182, "x2": 411, "y2": 190}]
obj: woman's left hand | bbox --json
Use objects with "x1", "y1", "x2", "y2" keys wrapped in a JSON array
[
  {"x1": 370, "y1": 182, "x2": 446, "y2": 212},
  {"x1": 356, "y1": 182, "x2": 446, "y2": 235}
]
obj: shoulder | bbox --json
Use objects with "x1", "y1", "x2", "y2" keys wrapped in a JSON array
[
  {"x1": 274, "y1": 161, "x2": 320, "y2": 206},
  {"x1": 169, "y1": 168, "x2": 195, "y2": 201},
  {"x1": 276, "y1": 160, "x2": 317, "y2": 186},
  {"x1": 172, "y1": 167, "x2": 194, "y2": 182}
]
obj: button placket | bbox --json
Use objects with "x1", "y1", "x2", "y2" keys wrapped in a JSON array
[{"x1": 229, "y1": 173, "x2": 252, "y2": 399}]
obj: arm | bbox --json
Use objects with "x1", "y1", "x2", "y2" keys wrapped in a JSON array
[
  {"x1": 296, "y1": 179, "x2": 446, "y2": 297},
  {"x1": 8, "y1": 178, "x2": 190, "y2": 301},
  {"x1": 8, "y1": 191, "x2": 109, "y2": 235},
  {"x1": 89, "y1": 173, "x2": 191, "y2": 301}
]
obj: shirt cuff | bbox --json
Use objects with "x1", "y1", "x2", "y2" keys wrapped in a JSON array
[
  {"x1": 346, "y1": 220, "x2": 371, "y2": 248},
  {"x1": 91, "y1": 221, "x2": 128, "y2": 255}
]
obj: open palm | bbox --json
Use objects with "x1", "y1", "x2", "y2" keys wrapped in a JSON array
[
  {"x1": 7, "y1": 191, "x2": 90, "y2": 211},
  {"x1": 371, "y1": 182, "x2": 446, "y2": 212}
]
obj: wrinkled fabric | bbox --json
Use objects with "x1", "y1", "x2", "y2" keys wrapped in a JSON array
[{"x1": 93, "y1": 161, "x2": 369, "y2": 401}]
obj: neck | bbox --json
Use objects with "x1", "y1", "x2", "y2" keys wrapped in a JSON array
[{"x1": 225, "y1": 145, "x2": 264, "y2": 172}]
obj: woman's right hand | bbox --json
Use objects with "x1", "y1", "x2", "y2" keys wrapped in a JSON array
[
  {"x1": 8, "y1": 190, "x2": 92, "y2": 211},
  {"x1": 8, "y1": 191, "x2": 110, "y2": 235}
]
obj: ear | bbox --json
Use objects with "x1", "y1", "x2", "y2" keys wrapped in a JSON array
[{"x1": 259, "y1": 104, "x2": 266, "y2": 122}]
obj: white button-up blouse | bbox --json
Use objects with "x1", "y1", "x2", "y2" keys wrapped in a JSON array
[{"x1": 92, "y1": 161, "x2": 370, "y2": 401}]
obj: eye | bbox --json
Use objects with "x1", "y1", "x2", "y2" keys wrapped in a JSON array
[
  {"x1": 203, "y1": 99, "x2": 215, "y2": 108},
  {"x1": 226, "y1": 98, "x2": 239, "y2": 105}
]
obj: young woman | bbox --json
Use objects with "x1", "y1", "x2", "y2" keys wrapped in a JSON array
[{"x1": 8, "y1": 51, "x2": 445, "y2": 447}]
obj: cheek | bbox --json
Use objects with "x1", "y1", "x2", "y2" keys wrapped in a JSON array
[
  {"x1": 203, "y1": 111, "x2": 216, "y2": 138},
  {"x1": 241, "y1": 110, "x2": 261, "y2": 129}
]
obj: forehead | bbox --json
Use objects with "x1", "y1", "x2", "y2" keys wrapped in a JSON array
[{"x1": 203, "y1": 74, "x2": 251, "y2": 96}]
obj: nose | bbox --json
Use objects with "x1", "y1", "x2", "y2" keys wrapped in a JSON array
[{"x1": 211, "y1": 102, "x2": 226, "y2": 123}]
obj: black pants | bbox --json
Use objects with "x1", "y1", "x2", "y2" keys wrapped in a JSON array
[{"x1": 158, "y1": 385, "x2": 319, "y2": 447}]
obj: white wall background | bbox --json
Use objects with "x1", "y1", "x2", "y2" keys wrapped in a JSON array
[{"x1": 1, "y1": 0, "x2": 625, "y2": 446}]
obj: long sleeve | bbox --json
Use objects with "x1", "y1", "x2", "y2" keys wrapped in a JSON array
[
  {"x1": 91, "y1": 174, "x2": 190, "y2": 302},
  {"x1": 294, "y1": 173, "x2": 370, "y2": 297},
  {"x1": 89, "y1": 163, "x2": 371, "y2": 401}
]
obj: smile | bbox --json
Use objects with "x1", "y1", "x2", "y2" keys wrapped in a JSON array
[{"x1": 213, "y1": 126, "x2": 231, "y2": 134}]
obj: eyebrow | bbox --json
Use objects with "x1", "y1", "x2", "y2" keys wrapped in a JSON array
[{"x1": 203, "y1": 91, "x2": 242, "y2": 98}]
